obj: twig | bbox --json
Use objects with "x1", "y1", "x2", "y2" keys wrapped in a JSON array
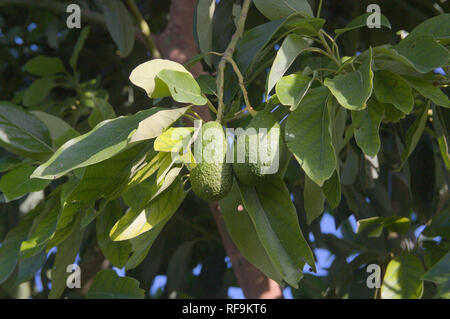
[
  {"x1": 215, "y1": 0, "x2": 252, "y2": 123},
  {"x1": 125, "y1": 0, "x2": 161, "y2": 58},
  {"x1": 225, "y1": 56, "x2": 255, "y2": 116}
]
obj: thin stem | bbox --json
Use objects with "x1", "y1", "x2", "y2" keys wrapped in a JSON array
[
  {"x1": 216, "y1": 0, "x2": 252, "y2": 123},
  {"x1": 316, "y1": 0, "x2": 323, "y2": 18},
  {"x1": 225, "y1": 56, "x2": 255, "y2": 116},
  {"x1": 125, "y1": 0, "x2": 161, "y2": 58}
]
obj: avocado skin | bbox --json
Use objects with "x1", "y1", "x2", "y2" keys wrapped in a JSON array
[
  {"x1": 190, "y1": 121, "x2": 233, "y2": 201},
  {"x1": 233, "y1": 110, "x2": 286, "y2": 185}
]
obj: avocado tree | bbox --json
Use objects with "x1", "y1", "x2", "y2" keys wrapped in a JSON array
[{"x1": 0, "y1": 0, "x2": 449, "y2": 299}]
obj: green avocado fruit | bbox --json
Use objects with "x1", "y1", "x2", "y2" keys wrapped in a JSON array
[
  {"x1": 233, "y1": 110, "x2": 286, "y2": 185},
  {"x1": 190, "y1": 121, "x2": 233, "y2": 201}
]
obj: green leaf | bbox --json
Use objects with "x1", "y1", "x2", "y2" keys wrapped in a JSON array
[
  {"x1": 129, "y1": 59, "x2": 193, "y2": 98},
  {"x1": 100, "y1": 0, "x2": 135, "y2": 57},
  {"x1": 0, "y1": 102, "x2": 53, "y2": 160},
  {"x1": 195, "y1": 0, "x2": 215, "y2": 67},
  {"x1": 431, "y1": 105, "x2": 450, "y2": 170},
  {"x1": 219, "y1": 181, "x2": 284, "y2": 284},
  {"x1": 373, "y1": 70, "x2": 414, "y2": 114},
  {"x1": 285, "y1": 87, "x2": 336, "y2": 186},
  {"x1": 357, "y1": 216, "x2": 411, "y2": 237},
  {"x1": 63, "y1": 143, "x2": 155, "y2": 230},
  {"x1": 335, "y1": 12, "x2": 391, "y2": 35},
  {"x1": 253, "y1": 0, "x2": 313, "y2": 20},
  {"x1": 23, "y1": 77, "x2": 56, "y2": 107},
  {"x1": 32, "y1": 108, "x2": 178, "y2": 179},
  {"x1": 96, "y1": 201, "x2": 132, "y2": 268},
  {"x1": 86, "y1": 269, "x2": 145, "y2": 299},
  {"x1": 0, "y1": 155, "x2": 23, "y2": 173},
  {"x1": 304, "y1": 175, "x2": 325, "y2": 225},
  {"x1": 403, "y1": 13, "x2": 450, "y2": 43},
  {"x1": 0, "y1": 164, "x2": 50, "y2": 201},
  {"x1": 70, "y1": 27, "x2": 90, "y2": 70},
  {"x1": 155, "y1": 69, "x2": 207, "y2": 105},
  {"x1": 125, "y1": 178, "x2": 186, "y2": 269},
  {"x1": 381, "y1": 254, "x2": 424, "y2": 299},
  {"x1": 20, "y1": 192, "x2": 61, "y2": 258},
  {"x1": 48, "y1": 214, "x2": 84, "y2": 299},
  {"x1": 237, "y1": 176, "x2": 315, "y2": 288},
  {"x1": 403, "y1": 76, "x2": 450, "y2": 108},
  {"x1": 196, "y1": 74, "x2": 217, "y2": 96},
  {"x1": 321, "y1": 170, "x2": 341, "y2": 209},
  {"x1": 166, "y1": 240, "x2": 197, "y2": 295},
  {"x1": 341, "y1": 144, "x2": 359, "y2": 185},
  {"x1": 110, "y1": 175, "x2": 186, "y2": 241},
  {"x1": 267, "y1": 34, "x2": 310, "y2": 94},
  {"x1": 352, "y1": 98, "x2": 385, "y2": 157},
  {"x1": 394, "y1": 35, "x2": 449, "y2": 74},
  {"x1": 15, "y1": 251, "x2": 46, "y2": 285},
  {"x1": 129, "y1": 106, "x2": 190, "y2": 143},
  {"x1": 154, "y1": 127, "x2": 194, "y2": 153},
  {"x1": 276, "y1": 72, "x2": 313, "y2": 111},
  {"x1": 0, "y1": 208, "x2": 39, "y2": 284},
  {"x1": 23, "y1": 56, "x2": 65, "y2": 76},
  {"x1": 88, "y1": 97, "x2": 116, "y2": 128},
  {"x1": 324, "y1": 48, "x2": 373, "y2": 111},
  {"x1": 400, "y1": 103, "x2": 429, "y2": 168},
  {"x1": 30, "y1": 111, "x2": 79, "y2": 148},
  {"x1": 423, "y1": 251, "x2": 450, "y2": 298}
]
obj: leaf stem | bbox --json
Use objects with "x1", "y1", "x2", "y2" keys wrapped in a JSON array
[
  {"x1": 225, "y1": 56, "x2": 255, "y2": 116},
  {"x1": 216, "y1": 0, "x2": 252, "y2": 123},
  {"x1": 125, "y1": 0, "x2": 161, "y2": 59}
]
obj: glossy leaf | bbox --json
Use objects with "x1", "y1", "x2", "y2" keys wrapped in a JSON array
[
  {"x1": 253, "y1": 0, "x2": 313, "y2": 21},
  {"x1": 325, "y1": 48, "x2": 373, "y2": 111},
  {"x1": 196, "y1": 0, "x2": 215, "y2": 67},
  {"x1": 110, "y1": 175, "x2": 185, "y2": 241},
  {"x1": 156, "y1": 69, "x2": 207, "y2": 105},
  {"x1": 100, "y1": 0, "x2": 135, "y2": 57},
  {"x1": 0, "y1": 102, "x2": 53, "y2": 160},
  {"x1": 32, "y1": 108, "x2": 175, "y2": 179},
  {"x1": 31, "y1": 111, "x2": 79, "y2": 148},
  {"x1": 267, "y1": 34, "x2": 310, "y2": 94},
  {"x1": 400, "y1": 103, "x2": 429, "y2": 168},
  {"x1": 357, "y1": 216, "x2": 411, "y2": 237},
  {"x1": 335, "y1": 12, "x2": 391, "y2": 35},
  {"x1": 276, "y1": 72, "x2": 313, "y2": 111},
  {"x1": 304, "y1": 175, "x2": 325, "y2": 225},
  {"x1": 0, "y1": 164, "x2": 50, "y2": 202},
  {"x1": 129, "y1": 59, "x2": 192, "y2": 98},
  {"x1": 352, "y1": 98, "x2": 385, "y2": 157},
  {"x1": 237, "y1": 177, "x2": 315, "y2": 288},
  {"x1": 285, "y1": 87, "x2": 336, "y2": 186},
  {"x1": 374, "y1": 70, "x2": 413, "y2": 114},
  {"x1": 381, "y1": 254, "x2": 424, "y2": 299},
  {"x1": 403, "y1": 76, "x2": 450, "y2": 108},
  {"x1": 394, "y1": 35, "x2": 449, "y2": 74},
  {"x1": 23, "y1": 77, "x2": 56, "y2": 107},
  {"x1": 88, "y1": 98, "x2": 116, "y2": 128},
  {"x1": 96, "y1": 201, "x2": 132, "y2": 268},
  {"x1": 220, "y1": 182, "x2": 284, "y2": 284},
  {"x1": 48, "y1": 215, "x2": 84, "y2": 299},
  {"x1": 23, "y1": 56, "x2": 65, "y2": 76},
  {"x1": 86, "y1": 269, "x2": 145, "y2": 299}
]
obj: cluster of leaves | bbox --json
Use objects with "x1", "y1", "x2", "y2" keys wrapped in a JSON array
[{"x1": 0, "y1": 0, "x2": 449, "y2": 299}]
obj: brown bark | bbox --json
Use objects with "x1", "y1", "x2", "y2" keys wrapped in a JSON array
[{"x1": 154, "y1": 0, "x2": 283, "y2": 299}]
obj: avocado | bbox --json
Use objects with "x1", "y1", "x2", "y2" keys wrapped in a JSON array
[
  {"x1": 190, "y1": 121, "x2": 233, "y2": 201},
  {"x1": 233, "y1": 110, "x2": 286, "y2": 185}
]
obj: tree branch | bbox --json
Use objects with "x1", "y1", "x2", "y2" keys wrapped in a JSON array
[{"x1": 216, "y1": 0, "x2": 252, "y2": 123}]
